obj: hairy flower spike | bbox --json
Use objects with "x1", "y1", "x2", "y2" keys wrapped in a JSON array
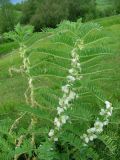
[
  {"x1": 49, "y1": 40, "x2": 82, "y2": 140},
  {"x1": 81, "y1": 101, "x2": 113, "y2": 144}
]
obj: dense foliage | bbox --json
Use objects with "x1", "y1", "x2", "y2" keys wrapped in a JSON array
[
  {"x1": 21, "y1": 0, "x2": 97, "y2": 31},
  {"x1": 0, "y1": 0, "x2": 20, "y2": 34},
  {"x1": 114, "y1": 0, "x2": 120, "y2": 14},
  {"x1": 0, "y1": 0, "x2": 119, "y2": 34},
  {"x1": 0, "y1": 19, "x2": 119, "y2": 160},
  {"x1": 20, "y1": 0, "x2": 120, "y2": 31}
]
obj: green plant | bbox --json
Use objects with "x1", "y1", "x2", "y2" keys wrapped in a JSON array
[{"x1": 0, "y1": 20, "x2": 119, "y2": 160}]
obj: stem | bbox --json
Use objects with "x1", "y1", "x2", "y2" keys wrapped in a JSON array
[{"x1": 12, "y1": 44, "x2": 37, "y2": 159}]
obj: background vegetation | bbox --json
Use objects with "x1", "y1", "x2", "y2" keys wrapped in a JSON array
[{"x1": 0, "y1": 0, "x2": 120, "y2": 34}]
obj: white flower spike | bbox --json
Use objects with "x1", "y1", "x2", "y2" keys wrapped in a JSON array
[
  {"x1": 81, "y1": 101, "x2": 113, "y2": 144},
  {"x1": 49, "y1": 41, "x2": 82, "y2": 140}
]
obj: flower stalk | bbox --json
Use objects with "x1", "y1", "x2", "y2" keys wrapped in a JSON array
[
  {"x1": 48, "y1": 40, "x2": 83, "y2": 141},
  {"x1": 9, "y1": 44, "x2": 37, "y2": 159}
]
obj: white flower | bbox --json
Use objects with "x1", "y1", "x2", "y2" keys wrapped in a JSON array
[
  {"x1": 94, "y1": 121, "x2": 103, "y2": 133},
  {"x1": 59, "y1": 97, "x2": 69, "y2": 106},
  {"x1": 69, "y1": 69, "x2": 78, "y2": 76},
  {"x1": 82, "y1": 134, "x2": 89, "y2": 143},
  {"x1": 57, "y1": 107, "x2": 64, "y2": 115},
  {"x1": 61, "y1": 95, "x2": 71, "y2": 108},
  {"x1": 69, "y1": 68, "x2": 74, "y2": 74},
  {"x1": 68, "y1": 91, "x2": 76, "y2": 101},
  {"x1": 105, "y1": 101, "x2": 111, "y2": 109},
  {"x1": 87, "y1": 127, "x2": 96, "y2": 134},
  {"x1": 72, "y1": 58, "x2": 77, "y2": 63},
  {"x1": 107, "y1": 107, "x2": 113, "y2": 115},
  {"x1": 100, "y1": 109, "x2": 105, "y2": 115},
  {"x1": 89, "y1": 134, "x2": 97, "y2": 141},
  {"x1": 106, "y1": 106, "x2": 113, "y2": 117},
  {"x1": 54, "y1": 118, "x2": 61, "y2": 128},
  {"x1": 61, "y1": 115, "x2": 69, "y2": 124},
  {"x1": 67, "y1": 76, "x2": 75, "y2": 82},
  {"x1": 48, "y1": 129, "x2": 54, "y2": 137},
  {"x1": 61, "y1": 84, "x2": 70, "y2": 93},
  {"x1": 64, "y1": 98, "x2": 70, "y2": 106},
  {"x1": 71, "y1": 49, "x2": 77, "y2": 57},
  {"x1": 71, "y1": 58, "x2": 78, "y2": 65},
  {"x1": 87, "y1": 128, "x2": 97, "y2": 141},
  {"x1": 107, "y1": 111, "x2": 112, "y2": 116}
]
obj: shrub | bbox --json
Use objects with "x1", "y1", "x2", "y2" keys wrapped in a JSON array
[{"x1": 21, "y1": 0, "x2": 96, "y2": 31}]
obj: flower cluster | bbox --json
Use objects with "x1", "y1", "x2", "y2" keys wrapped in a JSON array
[
  {"x1": 48, "y1": 46, "x2": 82, "y2": 141},
  {"x1": 81, "y1": 101, "x2": 113, "y2": 144}
]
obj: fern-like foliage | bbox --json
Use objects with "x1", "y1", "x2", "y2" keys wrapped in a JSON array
[{"x1": 0, "y1": 20, "x2": 119, "y2": 160}]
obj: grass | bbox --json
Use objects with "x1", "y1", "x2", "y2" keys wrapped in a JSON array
[
  {"x1": 0, "y1": 15, "x2": 120, "y2": 114},
  {"x1": 93, "y1": 15, "x2": 120, "y2": 52},
  {"x1": 0, "y1": 41, "x2": 19, "y2": 56}
]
